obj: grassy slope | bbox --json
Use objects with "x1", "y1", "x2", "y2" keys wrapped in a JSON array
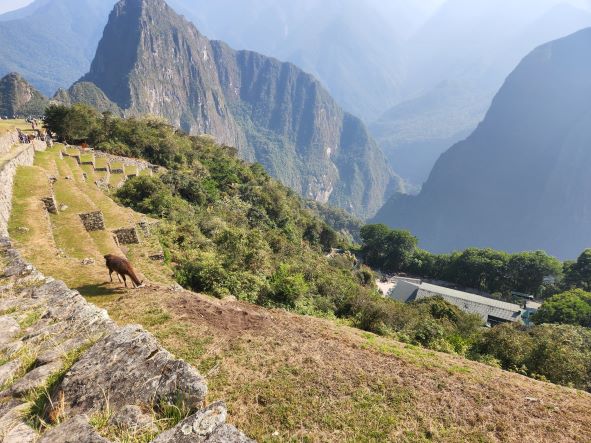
[
  {"x1": 0, "y1": 118, "x2": 33, "y2": 135},
  {"x1": 7, "y1": 148, "x2": 591, "y2": 443},
  {"x1": 9, "y1": 144, "x2": 172, "y2": 296}
]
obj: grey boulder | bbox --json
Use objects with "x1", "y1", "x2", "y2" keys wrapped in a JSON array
[
  {"x1": 59, "y1": 325, "x2": 207, "y2": 415},
  {"x1": 108, "y1": 404, "x2": 158, "y2": 433},
  {"x1": 37, "y1": 415, "x2": 112, "y2": 443},
  {"x1": 152, "y1": 402, "x2": 254, "y2": 443}
]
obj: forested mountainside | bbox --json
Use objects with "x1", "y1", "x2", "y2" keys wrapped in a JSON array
[
  {"x1": 373, "y1": 27, "x2": 591, "y2": 260},
  {"x1": 167, "y1": 0, "x2": 431, "y2": 122},
  {"x1": 57, "y1": 0, "x2": 398, "y2": 218},
  {"x1": 0, "y1": 72, "x2": 47, "y2": 116}
]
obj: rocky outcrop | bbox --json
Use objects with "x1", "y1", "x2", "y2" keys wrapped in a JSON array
[
  {"x1": 153, "y1": 402, "x2": 252, "y2": 443},
  {"x1": 37, "y1": 416, "x2": 111, "y2": 443},
  {"x1": 60, "y1": 0, "x2": 399, "y2": 218},
  {"x1": 61, "y1": 325, "x2": 208, "y2": 416},
  {"x1": 0, "y1": 73, "x2": 48, "y2": 117}
]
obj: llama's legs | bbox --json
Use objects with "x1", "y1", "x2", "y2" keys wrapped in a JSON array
[{"x1": 122, "y1": 274, "x2": 128, "y2": 288}]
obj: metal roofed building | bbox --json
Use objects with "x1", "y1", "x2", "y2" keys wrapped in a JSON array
[{"x1": 388, "y1": 280, "x2": 531, "y2": 325}]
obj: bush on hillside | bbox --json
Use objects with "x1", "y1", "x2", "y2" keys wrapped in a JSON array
[
  {"x1": 532, "y1": 289, "x2": 591, "y2": 327},
  {"x1": 361, "y1": 224, "x2": 563, "y2": 299}
]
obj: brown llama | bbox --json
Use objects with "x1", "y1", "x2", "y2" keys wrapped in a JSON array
[{"x1": 104, "y1": 254, "x2": 143, "y2": 288}]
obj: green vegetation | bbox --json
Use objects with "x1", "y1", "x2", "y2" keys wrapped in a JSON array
[
  {"x1": 305, "y1": 201, "x2": 363, "y2": 242},
  {"x1": 46, "y1": 104, "x2": 370, "y2": 310},
  {"x1": 362, "y1": 224, "x2": 564, "y2": 299},
  {"x1": 358, "y1": 225, "x2": 591, "y2": 390},
  {"x1": 474, "y1": 323, "x2": 591, "y2": 391},
  {"x1": 533, "y1": 289, "x2": 591, "y2": 327},
  {"x1": 43, "y1": 105, "x2": 591, "y2": 393},
  {"x1": 26, "y1": 345, "x2": 91, "y2": 431}
]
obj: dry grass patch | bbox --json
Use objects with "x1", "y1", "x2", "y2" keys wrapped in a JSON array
[
  {"x1": 109, "y1": 173, "x2": 126, "y2": 189},
  {"x1": 92, "y1": 287, "x2": 591, "y2": 443},
  {"x1": 95, "y1": 157, "x2": 108, "y2": 169},
  {"x1": 0, "y1": 119, "x2": 29, "y2": 135}
]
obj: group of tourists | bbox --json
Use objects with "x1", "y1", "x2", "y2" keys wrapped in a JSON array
[{"x1": 16, "y1": 127, "x2": 53, "y2": 147}]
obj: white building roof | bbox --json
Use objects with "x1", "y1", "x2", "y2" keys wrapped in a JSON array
[{"x1": 415, "y1": 283, "x2": 523, "y2": 322}]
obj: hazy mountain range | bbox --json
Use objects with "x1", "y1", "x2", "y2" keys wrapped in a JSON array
[
  {"x1": 1, "y1": 0, "x2": 590, "y2": 187},
  {"x1": 374, "y1": 27, "x2": 591, "y2": 259},
  {"x1": 374, "y1": 0, "x2": 591, "y2": 186}
]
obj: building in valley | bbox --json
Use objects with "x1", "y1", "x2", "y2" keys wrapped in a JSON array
[{"x1": 388, "y1": 279, "x2": 540, "y2": 326}]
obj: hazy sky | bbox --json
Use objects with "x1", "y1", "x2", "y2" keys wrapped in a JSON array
[{"x1": 0, "y1": 0, "x2": 33, "y2": 14}]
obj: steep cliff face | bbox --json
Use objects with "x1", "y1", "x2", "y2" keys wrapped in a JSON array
[
  {"x1": 373, "y1": 28, "x2": 591, "y2": 259},
  {"x1": 211, "y1": 42, "x2": 396, "y2": 209},
  {"x1": 80, "y1": 0, "x2": 242, "y2": 148},
  {"x1": 62, "y1": 0, "x2": 397, "y2": 218},
  {"x1": 0, "y1": 73, "x2": 48, "y2": 116}
]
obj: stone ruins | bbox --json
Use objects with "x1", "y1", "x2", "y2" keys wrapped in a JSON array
[
  {"x1": 79, "y1": 211, "x2": 106, "y2": 232},
  {"x1": 0, "y1": 131, "x2": 252, "y2": 441},
  {"x1": 113, "y1": 227, "x2": 141, "y2": 245}
]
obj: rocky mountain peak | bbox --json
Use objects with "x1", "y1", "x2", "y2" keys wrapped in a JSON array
[
  {"x1": 60, "y1": 0, "x2": 400, "y2": 218},
  {"x1": 0, "y1": 72, "x2": 47, "y2": 117},
  {"x1": 373, "y1": 27, "x2": 591, "y2": 258}
]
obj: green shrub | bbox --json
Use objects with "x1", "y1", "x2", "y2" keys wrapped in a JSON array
[
  {"x1": 532, "y1": 289, "x2": 591, "y2": 326},
  {"x1": 265, "y1": 264, "x2": 309, "y2": 308}
]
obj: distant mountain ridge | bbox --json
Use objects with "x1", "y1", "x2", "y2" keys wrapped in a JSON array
[
  {"x1": 0, "y1": 72, "x2": 47, "y2": 116},
  {"x1": 373, "y1": 27, "x2": 591, "y2": 259},
  {"x1": 58, "y1": 0, "x2": 399, "y2": 218},
  {"x1": 372, "y1": 0, "x2": 591, "y2": 186},
  {"x1": 0, "y1": 0, "x2": 115, "y2": 96}
]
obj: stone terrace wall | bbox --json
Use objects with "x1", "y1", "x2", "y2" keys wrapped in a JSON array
[
  {"x1": 0, "y1": 145, "x2": 35, "y2": 237},
  {"x1": 0, "y1": 132, "x2": 46, "y2": 237},
  {"x1": 0, "y1": 132, "x2": 18, "y2": 156},
  {"x1": 0, "y1": 132, "x2": 45, "y2": 157},
  {"x1": 92, "y1": 150, "x2": 161, "y2": 173},
  {"x1": 0, "y1": 136, "x2": 253, "y2": 442}
]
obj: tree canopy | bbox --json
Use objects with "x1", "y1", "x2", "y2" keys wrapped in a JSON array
[{"x1": 533, "y1": 289, "x2": 591, "y2": 327}]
